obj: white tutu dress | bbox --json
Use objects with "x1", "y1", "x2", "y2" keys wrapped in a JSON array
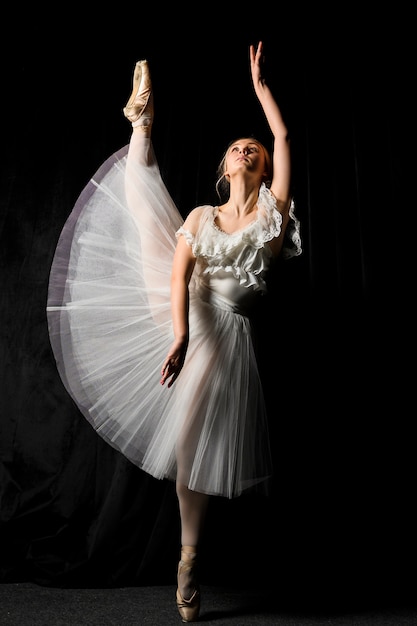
[{"x1": 47, "y1": 135, "x2": 301, "y2": 498}]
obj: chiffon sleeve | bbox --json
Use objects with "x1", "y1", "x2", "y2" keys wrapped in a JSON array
[{"x1": 282, "y1": 198, "x2": 302, "y2": 260}]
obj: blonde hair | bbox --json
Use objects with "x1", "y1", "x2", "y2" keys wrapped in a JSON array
[{"x1": 215, "y1": 137, "x2": 272, "y2": 201}]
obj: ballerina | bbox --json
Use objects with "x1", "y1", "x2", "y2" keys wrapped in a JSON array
[{"x1": 47, "y1": 42, "x2": 301, "y2": 622}]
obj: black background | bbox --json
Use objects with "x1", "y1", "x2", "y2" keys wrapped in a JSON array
[{"x1": 1, "y1": 6, "x2": 414, "y2": 608}]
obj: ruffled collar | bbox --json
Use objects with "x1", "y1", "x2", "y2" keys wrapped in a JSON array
[{"x1": 210, "y1": 183, "x2": 283, "y2": 244}]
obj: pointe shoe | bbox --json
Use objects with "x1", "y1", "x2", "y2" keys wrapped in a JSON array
[
  {"x1": 123, "y1": 59, "x2": 153, "y2": 130},
  {"x1": 176, "y1": 547, "x2": 200, "y2": 622},
  {"x1": 176, "y1": 587, "x2": 200, "y2": 623}
]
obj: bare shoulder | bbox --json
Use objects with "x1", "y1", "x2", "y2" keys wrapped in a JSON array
[{"x1": 269, "y1": 188, "x2": 291, "y2": 218}]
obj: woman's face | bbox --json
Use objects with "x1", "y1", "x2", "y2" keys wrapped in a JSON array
[{"x1": 224, "y1": 139, "x2": 267, "y2": 181}]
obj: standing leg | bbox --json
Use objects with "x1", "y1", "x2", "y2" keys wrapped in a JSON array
[{"x1": 175, "y1": 482, "x2": 209, "y2": 622}]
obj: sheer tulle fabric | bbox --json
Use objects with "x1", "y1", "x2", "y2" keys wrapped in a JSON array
[{"x1": 47, "y1": 136, "x2": 301, "y2": 498}]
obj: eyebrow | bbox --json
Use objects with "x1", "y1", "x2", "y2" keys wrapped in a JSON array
[{"x1": 229, "y1": 142, "x2": 260, "y2": 149}]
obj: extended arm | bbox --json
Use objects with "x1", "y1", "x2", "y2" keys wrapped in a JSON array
[{"x1": 250, "y1": 42, "x2": 291, "y2": 212}]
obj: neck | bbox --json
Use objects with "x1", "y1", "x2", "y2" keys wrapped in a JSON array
[{"x1": 226, "y1": 181, "x2": 261, "y2": 216}]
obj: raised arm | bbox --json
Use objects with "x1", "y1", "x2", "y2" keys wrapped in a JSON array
[{"x1": 250, "y1": 42, "x2": 291, "y2": 212}]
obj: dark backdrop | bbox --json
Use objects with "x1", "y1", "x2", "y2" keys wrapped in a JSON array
[{"x1": 1, "y1": 7, "x2": 414, "y2": 609}]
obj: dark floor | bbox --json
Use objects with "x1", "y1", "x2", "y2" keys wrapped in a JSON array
[{"x1": 1, "y1": 582, "x2": 416, "y2": 626}]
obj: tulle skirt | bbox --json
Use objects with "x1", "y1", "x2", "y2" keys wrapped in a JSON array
[{"x1": 47, "y1": 140, "x2": 272, "y2": 498}]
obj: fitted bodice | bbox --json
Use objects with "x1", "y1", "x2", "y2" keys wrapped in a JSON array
[{"x1": 176, "y1": 183, "x2": 301, "y2": 315}]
